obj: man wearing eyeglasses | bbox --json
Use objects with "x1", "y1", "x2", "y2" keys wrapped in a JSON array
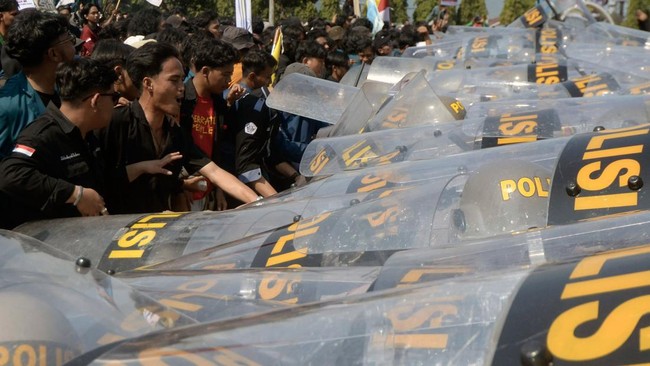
[
  {"x1": 0, "y1": 10, "x2": 76, "y2": 158},
  {"x1": 0, "y1": 58, "x2": 117, "y2": 229}
]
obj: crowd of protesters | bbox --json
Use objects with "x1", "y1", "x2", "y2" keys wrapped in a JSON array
[{"x1": 0, "y1": 0, "x2": 457, "y2": 228}]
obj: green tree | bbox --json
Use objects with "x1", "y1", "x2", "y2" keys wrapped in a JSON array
[
  {"x1": 499, "y1": 0, "x2": 535, "y2": 25},
  {"x1": 252, "y1": 0, "x2": 269, "y2": 21},
  {"x1": 457, "y1": 0, "x2": 487, "y2": 25},
  {"x1": 294, "y1": 1, "x2": 319, "y2": 22},
  {"x1": 391, "y1": 0, "x2": 409, "y2": 24},
  {"x1": 216, "y1": 0, "x2": 235, "y2": 19},
  {"x1": 320, "y1": 0, "x2": 341, "y2": 22},
  {"x1": 413, "y1": 0, "x2": 437, "y2": 22},
  {"x1": 623, "y1": 0, "x2": 650, "y2": 27}
]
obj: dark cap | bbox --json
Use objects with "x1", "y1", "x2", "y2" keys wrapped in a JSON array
[
  {"x1": 221, "y1": 25, "x2": 255, "y2": 50},
  {"x1": 327, "y1": 26, "x2": 345, "y2": 41},
  {"x1": 165, "y1": 14, "x2": 183, "y2": 28}
]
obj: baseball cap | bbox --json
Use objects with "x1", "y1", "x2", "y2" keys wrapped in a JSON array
[{"x1": 221, "y1": 25, "x2": 255, "y2": 50}]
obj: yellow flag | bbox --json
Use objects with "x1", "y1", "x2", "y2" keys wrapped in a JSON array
[{"x1": 270, "y1": 26, "x2": 283, "y2": 86}]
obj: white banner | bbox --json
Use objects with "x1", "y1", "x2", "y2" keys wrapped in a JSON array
[
  {"x1": 236, "y1": 0, "x2": 252, "y2": 32},
  {"x1": 16, "y1": 0, "x2": 34, "y2": 9}
]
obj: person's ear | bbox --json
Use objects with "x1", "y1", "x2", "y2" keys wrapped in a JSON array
[
  {"x1": 89, "y1": 93, "x2": 100, "y2": 109},
  {"x1": 302, "y1": 57, "x2": 309, "y2": 65},
  {"x1": 200, "y1": 66, "x2": 210, "y2": 78},
  {"x1": 143, "y1": 77, "x2": 153, "y2": 93},
  {"x1": 113, "y1": 65, "x2": 124, "y2": 84},
  {"x1": 46, "y1": 47, "x2": 62, "y2": 63}
]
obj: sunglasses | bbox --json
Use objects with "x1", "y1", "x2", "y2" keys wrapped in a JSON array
[{"x1": 82, "y1": 91, "x2": 121, "y2": 104}]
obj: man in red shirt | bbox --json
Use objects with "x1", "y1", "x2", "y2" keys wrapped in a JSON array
[{"x1": 179, "y1": 36, "x2": 250, "y2": 210}]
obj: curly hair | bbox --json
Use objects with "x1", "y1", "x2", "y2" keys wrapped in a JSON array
[{"x1": 5, "y1": 10, "x2": 70, "y2": 68}]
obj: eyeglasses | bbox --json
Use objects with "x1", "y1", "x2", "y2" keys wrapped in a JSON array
[
  {"x1": 82, "y1": 91, "x2": 121, "y2": 104},
  {"x1": 51, "y1": 32, "x2": 76, "y2": 48}
]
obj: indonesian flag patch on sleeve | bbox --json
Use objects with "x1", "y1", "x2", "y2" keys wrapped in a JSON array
[{"x1": 13, "y1": 144, "x2": 35, "y2": 157}]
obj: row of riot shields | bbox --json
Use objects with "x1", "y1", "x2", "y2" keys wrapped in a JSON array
[{"x1": 6, "y1": 2, "x2": 650, "y2": 364}]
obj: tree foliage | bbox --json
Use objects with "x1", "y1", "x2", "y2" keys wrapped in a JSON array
[
  {"x1": 457, "y1": 0, "x2": 487, "y2": 24},
  {"x1": 499, "y1": 0, "x2": 535, "y2": 25},
  {"x1": 623, "y1": 0, "x2": 650, "y2": 27},
  {"x1": 413, "y1": 0, "x2": 438, "y2": 23},
  {"x1": 390, "y1": 0, "x2": 409, "y2": 24},
  {"x1": 320, "y1": 0, "x2": 341, "y2": 22}
]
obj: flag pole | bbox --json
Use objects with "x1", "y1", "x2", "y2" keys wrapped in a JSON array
[{"x1": 269, "y1": 0, "x2": 274, "y2": 25}]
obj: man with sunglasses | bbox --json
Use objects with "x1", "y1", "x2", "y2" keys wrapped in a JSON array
[
  {"x1": 0, "y1": 10, "x2": 76, "y2": 158},
  {"x1": 0, "y1": 59, "x2": 117, "y2": 229}
]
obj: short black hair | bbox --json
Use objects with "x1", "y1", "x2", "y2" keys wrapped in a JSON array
[
  {"x1": 242, "y1": 49, "x2": 277, "y2": 75},
  {"x1": 344, "y1": 32, "x2": 372, "y2": 54},
  {"x1": 295, "y1": 39, "x2": 327, "y2": 62},
  {"x1": 127, "y1": 8, "x2": 162, "y2": 37},
  {"x1": 126, "y1": 42, "x2": 179, "y2": 92},
  {"x1": 179, "y1": 31, "x2": 212, "y2": 70},
  {"x1": 0, "y1": 0, "x2": 18, "y2": 12},
  {"x1": 192, "y1": 38, "x2": 238, "y2": 70},
  {"x1": 306, "y1": 28, "x2": 328, "y2": 41},
  {"x1": 154, "y1": 27, "x2": 187, "y2": 51},
  {"x1": 56, "y1": 58, "x2": 117, "y2": 102},
  {"x1": 251, "y1": 16, "x2": 264, "y2": 35},
  {"x1": 352, "y1": 17, "x2": 373, "y2": 32},
  {"x1": 326, "y1": 50, "x2": 349, "y2": 69},
  {"x1": 5, "y1": 10, "x2": 70, "y2": 68},
  {"x1": 79, "y1": 3, "x2": 100, "y2": 24},
  {"x1": 191, "y1": 10, "x2": 218, "y2": 29},
  {"x1": 91, "y1": 39, "x2": 135, "y2": 69}
]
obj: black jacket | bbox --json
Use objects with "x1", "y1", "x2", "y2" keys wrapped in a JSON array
[
  {"x1": 100, "y1": 100, "x2": 211, "y2": 214},
  {"x1": 0, "y1": 104, "x2": 104, "y2": 228}
]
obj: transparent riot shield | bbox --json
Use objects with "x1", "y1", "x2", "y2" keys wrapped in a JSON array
[{"x1": 265, "y1": 73, "x2": 359, "y2": 124}]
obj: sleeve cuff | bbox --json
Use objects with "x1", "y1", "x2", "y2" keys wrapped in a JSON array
[{"x1": 238, "y1": 168, "x2": 262, "y2": 183}]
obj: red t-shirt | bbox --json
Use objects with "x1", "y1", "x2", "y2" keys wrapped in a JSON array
[{"x1": 191, "y1": 95, "x2": 216, "y2": 200}]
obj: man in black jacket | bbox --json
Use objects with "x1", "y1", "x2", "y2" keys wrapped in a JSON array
[{"x1": 0, "y1": 58, "x2": 117, "y2": 228}]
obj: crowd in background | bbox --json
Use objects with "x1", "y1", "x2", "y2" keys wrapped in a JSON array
[{"x1": 0, "y1": 0, "x2": 461, "y2": 229}]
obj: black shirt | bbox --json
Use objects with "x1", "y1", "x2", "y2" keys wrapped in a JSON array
[
  {"x1": 0, "y1": 104, "x2": 104, "y2": 228},
  {"x1": 232, "y1": 86, "x2": 275, "y2": 182},
  {"x1": 101, "y1": 100, "x2": 212, "y2": 214}
]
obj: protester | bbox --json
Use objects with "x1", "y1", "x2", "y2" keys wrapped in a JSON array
[
  {"x1": 190, "y1": 10, "x2": 220, "y2": 38},
  {"x1": 100, "y1": 42, "x2": 258, "y2": 214},
  {"x1": 0, "y1": 58, "x2": 117, "y2": 228},
  {"x1": 0, "y1": 0, "x2": 17, "y2": 46},
  {"x1": 0, "y1": 10, "x2": 75, "y2": 158},
  {"x1": 232, "y1": 49, "x2": 279, "y2": 197},
  {"x1": 90, "y1": 39, "x2": 138, "y2": 103},
  {"x1": 0, "y1": 0, "x2": 18, "y2": 80},
  {"x1": 325, "y1": 50, "x2": 350, "y2": 82},
  {"x1": 79, "y1": 3, "x2": 101, "y2": 56},
  {"x1": 220, "y1": 25, "x2": 256, "y2": 87},
  {"x1": 179, "y1": 37, "x2": 246, "y2": 210}
]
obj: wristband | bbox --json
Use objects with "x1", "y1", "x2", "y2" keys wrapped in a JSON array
[{"x1": 73, "y1": 186, "x2": 84, "y2": 206}]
